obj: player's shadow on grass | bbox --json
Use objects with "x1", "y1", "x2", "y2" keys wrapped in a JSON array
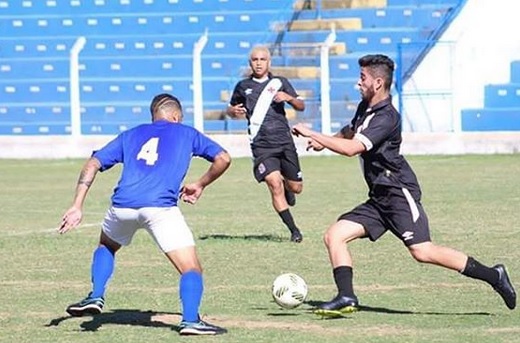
[
  {"x1": 305, "y1": 300, "x2": 492, "y2": 316},
  {"x1": 199, "y1": 233, "x2": 286, "y2": 242},
  {"x1": 45, "y1": 309, "x2": 182, "y2": 332}
]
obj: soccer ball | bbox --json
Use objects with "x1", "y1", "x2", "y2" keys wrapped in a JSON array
[{"x1": 271, "y1": 273, "x2": 308, "y2": 309}]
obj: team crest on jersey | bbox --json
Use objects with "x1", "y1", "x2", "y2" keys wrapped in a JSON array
[
  {"x1": 258, "y1": 162, "x2": 266, "y2": 174},
  {"x1": 245, "y1": 88, "x2": 253, "y2": 95}
]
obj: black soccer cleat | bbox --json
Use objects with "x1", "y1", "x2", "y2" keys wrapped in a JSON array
[
  {"x1": 492, "y1": 264, "x2": 516, "y2": 310},
  {"x1": 314, "y1": 294, "x2": 359, "y2": 318},
  {"x1": 178, "y1": 319, "x2": 227, "y2": 335},
  {"x1": 284, "y1": 187, "x2": 296, "y2": 207},
  {"x1": 66, "y1": 294, "x2": 105, "y2": 317},
  {"x1": 290, "y1": 230, "x2": 303, "y2": 243}
]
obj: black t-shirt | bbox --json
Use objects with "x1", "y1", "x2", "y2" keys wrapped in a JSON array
[
  {"x1": 350, "y1": 97, "x2": 422, "y2": 201},
  {"x1": 229, "y1": 74, "x2": 299, "y2": 148}
]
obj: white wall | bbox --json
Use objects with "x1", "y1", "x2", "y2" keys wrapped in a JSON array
[
  {"x1": 401, "y1": 0, "x2": 520, "y2": 132},
  {"x1": 1, "y1": 132, "x2": 519, "y2": 159}
]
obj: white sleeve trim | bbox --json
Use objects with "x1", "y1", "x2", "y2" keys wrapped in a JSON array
[{"x1": 354, "y1": 132, "x2": 373, "y2": 151}]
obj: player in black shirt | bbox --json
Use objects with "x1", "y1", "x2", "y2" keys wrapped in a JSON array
[
  {"x1": 292, "y1": 54, "x2": 516, "y2": 315},
  {"x1": 227, "y1": 45, "x2": 305, "y2": 243}
]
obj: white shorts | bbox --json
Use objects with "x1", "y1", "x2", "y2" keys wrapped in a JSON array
[{"x1": 101, "y1": 206, "x2": 195, "y2": 253}]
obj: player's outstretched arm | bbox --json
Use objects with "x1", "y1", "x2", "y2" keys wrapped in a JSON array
[
  {"x1": 292, "y1": 123, "x2": 364, "y2": 157},
  {"x1": 58, "y1": 157, "x2": 101, "y2": 234},
  {"x1": 181, "y1": 151, "x2": 231, "y2": 204}
]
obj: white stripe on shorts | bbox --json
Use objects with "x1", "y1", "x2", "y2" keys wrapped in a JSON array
[{"x1": 401, "y1": 188, "x2": 420, "y2": 223}]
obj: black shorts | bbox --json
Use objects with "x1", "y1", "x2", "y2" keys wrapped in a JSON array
[
  {"x1": 338, "y1": 185, "x2": 431, "y2": 246},
  {"x1": 252, "y1": 146, "x2": 302, "y2": 183}
]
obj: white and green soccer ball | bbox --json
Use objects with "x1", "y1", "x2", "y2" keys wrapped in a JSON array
[{"x1": 271, "y1": 273, "x2": 308, "y2": 309}]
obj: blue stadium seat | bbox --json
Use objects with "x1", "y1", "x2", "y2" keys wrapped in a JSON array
[
  {"x1": 0, "y1": 33, "x2": 272, "y2": 58},
  {"x1": 509, "y1": 61, "x2": 520, "y2": 83},
  {"x1": 387, "y1": 0, "x2": 460, "y2": 6},
  {"x1": 0, "y1": 58, "x2": 69, "y2": 79},
  {"x1": 77, "y1": 78, "x2": 230, "y2": 103},
  {"x1": 0, "y1": 0, "x2": 295, "y2": 15},
  {"x1": 283, "y1": 28, "x2": 426, "y2": 53},
  {"x1": 0, "y1": 37, "x2": 75, "y2": 58},
  {"x1": 298, "y1": 6, "x2": 454, "y2": 29},
  {"x1": 484, "y1": 84, "x2": 520, "y2": 108},
  {"x1": 0, "y1": 0, "x2": 467, "y2": 134},
  {"x1": 0, "y1": 80, "x2": 70, "y2": 102},
  {"x1": 461, "y1": 108, "x2": 520, "y2": 131},
  {"x1": 78, "y1": 55, "x2": 246, "y2": 78},
  {"x1": 0, "y1": 11, "x2": 293, "y2": 37},
  {"x1": 0, "y1": 104, "x2": 70, "y2": 135},
  {"x1": 81, "y1": 33, "x2": 272, "y2": 56},
  {"x1": 289, "y1": 78, "x2": 361, "y2": 102}
]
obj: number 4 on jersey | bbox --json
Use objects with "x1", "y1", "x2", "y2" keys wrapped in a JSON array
[{"x1": 137, "y1": 137, "x2": 159, "y2": 165}]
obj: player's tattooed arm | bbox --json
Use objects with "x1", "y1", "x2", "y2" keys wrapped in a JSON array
[
  {"x1": 70, "y1": 157, "x2": 101, "y2": 209},
  {"x1": 77, "y1": 170, "x2": 93, "y2": 187},
  {"x1": 59, "y1": 157, "x2": 102, "y2": 234},
  {"x1": 77, "y1": 157, "x2": 101, "y2": 188}
]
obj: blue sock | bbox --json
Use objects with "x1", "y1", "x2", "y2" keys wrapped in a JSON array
[
  {"x1": 180, "y1": 270, "x2": 203, "y2": 322},
  {"x1": 90, "y1": 245, "x2": 115, "y2": 298}
]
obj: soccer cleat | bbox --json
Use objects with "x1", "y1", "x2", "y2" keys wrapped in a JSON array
[
  {"x1": 284, "y1": 187, "x2": 296, "y2": 207},
  {"x1": 314, "y1": 294, "x2": 359, "y2": 318},
  {"x1": 290, "y1": 229, "x2": 303, "y2": 243},
  {"x1": 492, "y1": 264, "x2": 516, "y2": 310},
  {"x1": 66, "y1": 294, "x2": 105, "y2": 317},
  {"x1": 178, "y1": 319, "x2": 227, "y2": 335}
]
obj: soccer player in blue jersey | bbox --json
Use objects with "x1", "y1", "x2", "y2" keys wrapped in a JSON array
[
  {"x1": 226, "y1": 45, "x2": 305, "y2": 243},
  {"x1": 292, "y1": 54, "x2": 516, "y2": 316},
  {"x1": 58, "y1": 93, "x2": 231, "y2": 335}
]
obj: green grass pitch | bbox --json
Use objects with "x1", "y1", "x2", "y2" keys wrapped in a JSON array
[{"x1": 0, "y1": 154, "x2": 519, "y2": 343}]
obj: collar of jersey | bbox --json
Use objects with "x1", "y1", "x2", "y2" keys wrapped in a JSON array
[{"x1": 365, "y1": 96, "x2": 392, "y2": 114}]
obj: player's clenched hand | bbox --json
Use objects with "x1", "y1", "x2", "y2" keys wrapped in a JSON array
[
  {"x1": 291, "y1": 123, "x2": 313, "y2": 138},
  {"x1": 58, "y1": 206, "x2": 83, "y2": 234},
  {"x1": 181, "y1": 182, "x2": 204, "y2": 204},
  {"x1": 273, "y1": 91, "x2": 292, "y2": 103},
  {"x1": 307, "y1": 139, "x2": 325, "y2": 152},
  {"x1": 229, "y1": 103, "x2": 247, "y2": 118}
]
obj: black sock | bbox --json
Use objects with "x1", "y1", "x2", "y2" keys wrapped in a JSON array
[
  {"x1": 278, "y1": 209, "x2": 299, "y2": 234},
  {"x1": 461, "y1": 256, "x2": 499, "y2": 285},
  {"x1": 333, "y1": 266, "x2": 355, "y2": 297}
]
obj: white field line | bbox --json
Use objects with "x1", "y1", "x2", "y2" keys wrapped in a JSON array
[{"x1": 4, "y1": 222, "x2": 101, "y2": 236}]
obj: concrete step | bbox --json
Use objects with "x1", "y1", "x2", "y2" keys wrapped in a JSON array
[
  {"x1": 288, "y1": 18, "x2": 362, "y2": 31},
  {"x1": 295, "y1": 0, "x2": 387, "y2": 9},
  {"x1": 270, "y1": 42, "x2": 347, "y2": 56}
]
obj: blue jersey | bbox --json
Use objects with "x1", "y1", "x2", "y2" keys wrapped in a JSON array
[{"x1": 92, "y1": 120, "x2": 225, "y2": 208}]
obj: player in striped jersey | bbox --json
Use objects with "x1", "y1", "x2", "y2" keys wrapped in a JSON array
[{"x1": 227, "y1": 45, "x2": 305, "y2": 243}]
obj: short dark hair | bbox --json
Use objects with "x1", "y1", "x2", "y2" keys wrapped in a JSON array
[
  {"x1": 358, "y1": 54, "x2": 395, "y2": 90},
  {"x1": 149, "y1": 93, "x2": 182, "y2": 116}
]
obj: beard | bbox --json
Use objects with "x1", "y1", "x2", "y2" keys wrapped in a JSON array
[{"x1": 361, "y1": 87, "x2": 375, "y2": 102}]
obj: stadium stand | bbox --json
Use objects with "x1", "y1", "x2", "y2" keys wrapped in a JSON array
[
  {"x1": 461, "y1": 60, "x2": 520, "y2": 131},
  {"x1": 0, "y1": 0, "x2": 464, "y2": 134}
]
